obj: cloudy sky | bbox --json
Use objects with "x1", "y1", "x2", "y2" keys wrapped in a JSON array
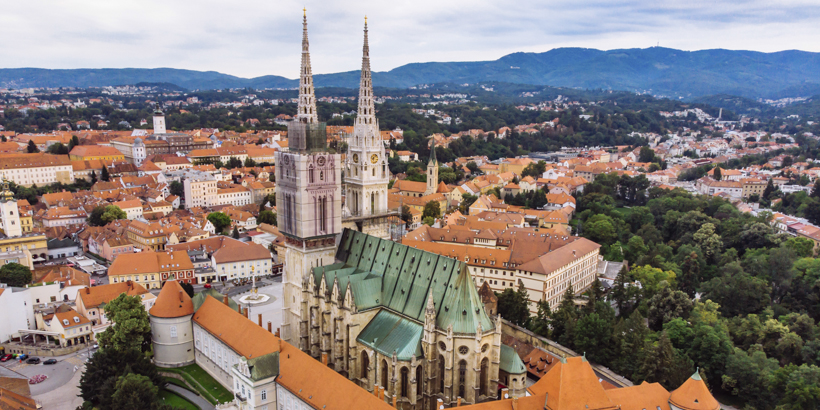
[{"x1": 3, "y1": 0, "x2": 819, "y2": 79}]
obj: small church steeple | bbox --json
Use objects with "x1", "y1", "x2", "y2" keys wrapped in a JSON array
[{"x1": 425, "y1": 143, "x2": 439, "y2": 195}]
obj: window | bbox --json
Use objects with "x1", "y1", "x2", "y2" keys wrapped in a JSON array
[
  {"x1": 74, "y1": 317, "x2": 80, "y2": 323},
  {"x1": 261, "y1": 390, "x2": 267, "y2": 400}
]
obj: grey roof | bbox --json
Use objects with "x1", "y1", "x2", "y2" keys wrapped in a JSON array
[
  {"x1": 357, "y1": 309, "x2": 423, "y2": 361},
  {"x1": 499, "y1": 344, "x2": 526, "y2": 375},
  {"x1": 246, "y1": 352, "x2": 280, "y2": 381},
  {"x1": 192, "y1": 288, "x2": 239, "y2": 312}
]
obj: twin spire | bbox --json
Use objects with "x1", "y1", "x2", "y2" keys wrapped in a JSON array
[{"x1": 297, "y1": 12, "x2": 375, "y2": 128}]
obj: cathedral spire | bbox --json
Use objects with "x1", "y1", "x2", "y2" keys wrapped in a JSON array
[
  {"x1": 355, "y1": 17, "x2": 375, "y2": 128},
  {"x1": 297, "y1": 10, "x2": 318, "y2": 124}
]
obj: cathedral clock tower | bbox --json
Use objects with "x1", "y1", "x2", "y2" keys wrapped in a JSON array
[
  {"x1": 344, "y1": 18, "x2": 390, "y2": 239},
  {"x1": 276, "y1": 11, "x2": 342, "y2": 345}
]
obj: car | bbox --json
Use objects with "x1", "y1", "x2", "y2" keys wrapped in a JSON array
[
  {"x1": 92, "y1": 344, "x2": 98, "y2": 349},
  {"x1": 17, "y1": 354, "x2": 27, "y2": 360},
  {"x1": 43, "y1": 359, "x2": 57, "y2": 365},
  {"x1": 204, "y1": 283, "x2": 212, "y2": 289},
  {"x1": 0, "y1": 354, "x2": 12, "y2": 362},
  {"x1": 26, "y1": 357, "x2": 40, "y2": 364}
]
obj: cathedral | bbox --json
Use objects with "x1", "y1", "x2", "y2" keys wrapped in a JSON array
[{"x1": 276, "y1": 15, "x2": 526, "y2": 410}]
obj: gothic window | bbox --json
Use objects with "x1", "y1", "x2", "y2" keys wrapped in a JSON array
[
  {"x1": 480, "y1": 358, "x2": 489, "y2": 396},
  {"x1": 415, "y1": 365, "x2": 422, "y2": 398},
  {"x1": 458, "y1": 346, "x2": 469, "y2": 355},
  {"x1": 309, "y1": 166, "x2": 314, "y2": 183},
  {"x1": 438, "y1": 355, "x2": 445, "y2": 394},
  {"x1": 381, "y1": 360, "x2": 388, "y2": 389},
  {"x1": 361, "y1": 351, "x2": 369, "y2": 381},
  {"x1": 372, "y1": 167, "x2": 375, "y2": 177},
  {"x1": 458, "y1": 360, "x2": 467, "y2": 399},
  {"x1": 320, "y1": 171, "x2": 324, "y2": 181},
  {"x1": 400, "y1": 367, "x2": 409, "y2": 398}
]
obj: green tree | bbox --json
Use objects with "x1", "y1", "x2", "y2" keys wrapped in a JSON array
[
  {"x1": 459, "y1": 194, "x2": 478, "y2": 214},
  {"x1": 613, "y1": 310, "x2": 650, "y2": 379},
  {"x1": 574, "y1": 312, "x2": 614, "y2": 364},
  {"x1": 551, "y1": 285, "x2": 579, "y2": 347},
  {"x1": 693, "y1": 223, "x2": 722, "y2": 261},
  {"x1": 678, "y1": 252, "x2": 701, "y2": 298},
  {"x1": 111, "y1": 373, "x2": 162, "y2": 410},
  {"x1": 232, "y1": 225, "x2": 240, "y2": 239},
  {"x1": 496, "y1": 282, "x2": 530, "y2": 326},
  {"x1": 610, "y1": 266, "x2": 641, "y2": 317},
  {"x1": 0, "y1": 263, "x2": 32, "y2": 287},
  {"x1": 647, "y1": 284, "x2": 693, "y2": 331},
  {"x1": 400, "y1": 205, "x2": 413, "y2": 227},
  {"x1": 96, "y1": 293, "x2": 152, "y2": 353},
  {"x1": 47, "y1": 142, "x2": 69, "y2": 155},
  {"x1": 529, "y1": 300, "x2": 552, "y2": 338},
  {"x1": 636, "y1": 330, "x2": 694, "y2": 390},
  {"x1": 422, "y1": 200, "x2": 441, "y2": 219},
  {"x1": 762, "y1": 178, "x2": 776, "y2": 200},
  {"x1": 79, "y1": 347, "x2": 162, "y2": 408},
  {"x1": 771, "y1": 363, "x2": 820, "y2": 409},
  {"x1": 422, "y1": 216, "x2": 435, "y2": 226},
  {"x1": 208, "y1": 212, "x2": 231, "y2": 234},
  {"x1": 87, "y1": 206, "x2": 107, "y2": 226},
  {"x1": 721, "y1": 347, "x2": 779, "y2": 409},
  {"x1": 466, "y1": 161, "x2": 479, "y2": 174},
  {"x1": 69, "y1": 135, "x2": 80, "y2": 151},
  {"x1": 27, "y1": 140, "x2": 39, "y2": 153},
  {"x1": 583, "y1": 214, "x2": 617, "y2": 246},
  {"x1": 639, "y1": 146, "x2": 656, "y2": 163},
  {"x1": 169, "y1": 181, "x2": 184, "y2": 198},
  {"x1": 101, "y1": 205, "x2": 127, "y2": 224},
  {"x1": 101, "y1": 165, "x2": 110, "y2": 182},
  {"x1": 258, "y1": 210, "x2": 277, "y2": 226},
  {"x1": 713, "y1": 167, "x2": 722, "y2": 181},
  {"x1": 90, "y1": 170, "x2": 98, "y2": 184},
  {"x1": 632, "y1": 265, "x2": 677, "y2": 298}
]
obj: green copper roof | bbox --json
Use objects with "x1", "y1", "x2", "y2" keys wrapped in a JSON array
[
  {"x1": 316, "y1": 229, "x2": 493, "y2": 335},
  {"x1": 357, "y1": 310, "x2": 423, "y2": 361},
  {"x1": 192, "y1": 288, "x2": 239, "y2": 312},
  {"x1": 246, "y1": 352, "x2": 280, "y2": 381},
  {"x1": 499, "y1": 344, "x2": 526, "y2": 375}
]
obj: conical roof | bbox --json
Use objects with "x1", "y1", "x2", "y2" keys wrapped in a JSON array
[
  {"x1": 669, "y1": 371, "x2": 720, "y2": 410},
  {"x1": 149, "y1": 280, "x2": 194, "y2": 318}
]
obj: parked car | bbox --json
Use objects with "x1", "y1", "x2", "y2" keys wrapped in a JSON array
[
  {"x1": 26, "y1": 357, "x2": 40, "y2": 364},
  {"x1": 204, "y1": 283, "x2": 212, "y2": 289},
  {"x1": 17, "y1": 354, "x2": 27, "y2": 360},
  {"x1": 0, "y1": 354, "x2": 12, "y2": 362},
  {"x1": 43, "y1": 359, "x2": 57, "y2": 365}
]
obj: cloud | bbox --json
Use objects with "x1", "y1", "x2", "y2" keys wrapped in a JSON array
[{"x1": 2, "y1": 0, "x2": 819, "y2": 79}]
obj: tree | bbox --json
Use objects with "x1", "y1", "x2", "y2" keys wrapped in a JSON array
[
  {"x1": 400, "y1": 205, "x2": 413, "y2": 227},
  {"x1": 101, "y1": 165, "x2": 110, "y2": 182},
  {"x1": 678, "y1": 252, "x2": 701, "y2": 299},
  {"x1": 79, "y1": 347, "x2": 163, "y2": 409},
  {"x1": 110, "y1": 373, "x2": 164, "y2": 410},
  {"x1": 574, "y1": 312, "x2": 614, "y2": 364},
  {"x1": 258, "y1": 210, "x2": 277, "y2": 226},
  {"x1": 101, "y1": 205, "x2": 127, "y2": 224},
  {"x1": 551, "y1": 285, "x2": 579, "y2": 347},
  {"x1": 693, "y1": 223, "x2": 722, "y2": 261},
  {"x1": 701, "y1": 262, "x2": 771, "y2": 317},
  {"x1": 721, "y1": 347, "x2": 779, "y2": 409},
  {"x1": 459, "y1": 194, "x2": 478, "y2": 214},
  {"x1": 422, "y1": 216, "x2": 435, "y2": 226},
  {"x1": 713, "y1": 167, "x2": 722, "y2": 181},
  {"x1": 90, "y1": 170, "x2": 98, "y2": 184},
  {"x1": 179, "y1": 282, "x2": 194, "y2": 298},
  {"x1": 87, "y1": 206, "x2": 107, "y2": 226},
  {"x1": 613, "y1": 310, "x2": 650, "y2": 379},
  {"x1": 27, "y1": 140, "x2": 39, "y2": 153},
  {"x1": 521, "y1": 161, "x2": 547, "y2": 178},
  {"x1": 636, "y1": 330, "x2": 694, "y2": 390},
  {"x1": 632, "y1": 265, "x2": 677, "y2": 298},
  {"x1": 496, "y1": 283, "x2": 530, "y2": 326},
  {"x1": 0, "y1": 263, "x2": 32, "y2": 287},
  {"x1": 244, "y1": 157, "x2": 256, "y2": 168},
  {"x1": 762, "y1": 178, "x2": 776, "y2": 200},
  {"x1": 647, "y1": 284, "x2": 693, "y2": 331},
  {"x1": 169, "y1": 181, "x2": 184, "y2": 198},
  {"x1": 232, "y1": 225, "x2": 240, "y2": 239},
  {"x1": 47, "y1": 142, "x2": 69, "y2": 155},
  {"x1": 208, "y1": 212, "x2": 231, "y2": 234},
  {"x1": 529, "y1": 300, "x2": 552, "y2": 338},
  {"x1": 466, "y1": 161, "x2": 479, "y2": 174},
  {"x1": 610, "y1": 266, "x2": 640, "y2": 317},
  {"x1": 422, "y1": 200, "x2": 441, "y2": 220},
  {"x1": 96, "y1": 293, "x2": 152, "y2": 353},
  {"x1": 639, "y1": 146, "x2": 656, "y2": 163},
  {"x1": 69, "y1": 135, "x2": 80, "y2": 151}
]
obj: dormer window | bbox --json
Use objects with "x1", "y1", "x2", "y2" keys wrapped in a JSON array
[
  {"x1": 74, "y1": 317, "x2": 80, "y2": 323},
  {"x1": 63, "y1": 319, "x2": 69, "y2": 326}
]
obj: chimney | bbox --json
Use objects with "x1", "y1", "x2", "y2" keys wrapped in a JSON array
[
  {"x1": 223, "y1": 295, "x2": 229, "y2": 306},
  {"x1": 275, "y1": 328, "x2": 280, "y2": 338},
  {"x1": 512, "y1": 396, "x2": 519, "y2": 410},
  {"x1": 457, "y1": 397, "x2": 462, "y2": 407},
  {"x1": 258, "y1": 314, "x2": 263, "y2": 327},
  {"x1": 436, "y1": 399, "x2": 444, "y2": 410},
  {"x1": 392, "y1": 394, "x2": 397, "y2": 408},
  {"x1": 321, "y1": 352, "x2": 328, "y2": 366},
  {"x1": 379, "y1": 386, "x2": 385, "y2": 400},
  {"x1": 373, "y1": 384, "x2": 379, "y2": 397},
  {"x1": 179, "y1": 290, "x2": 183, "y2": 302},
  {"x1": 86, "y1": 287, "x2": 91, "y2": 294},
  {"x1": 267, "y1": 321, "x2": 272, "y2": 333},
  {"x1": 501, "y1": 388, "x2": 509, "y2": 400}
]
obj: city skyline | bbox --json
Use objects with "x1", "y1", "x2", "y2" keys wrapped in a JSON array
[{"x1": 3, "y1": 0, "x2": 820, "y2": 78}]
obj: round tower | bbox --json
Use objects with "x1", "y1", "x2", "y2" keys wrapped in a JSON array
[{"x1": 149, "y1": 280, "x2": 195, "y2": 367}]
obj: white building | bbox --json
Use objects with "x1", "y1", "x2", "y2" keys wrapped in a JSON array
[{"x1": 150, "y1": 280, "x2": 196, "y2": 368}]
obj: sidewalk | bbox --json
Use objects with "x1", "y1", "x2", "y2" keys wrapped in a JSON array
[{"x1": 165, "y1": 383, "x2": 216, "y2": 410}]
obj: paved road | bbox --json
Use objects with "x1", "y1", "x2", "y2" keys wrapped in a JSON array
[
  {"x1": 32, "y1": 363, "x2": 85, "y2": 410},
  {"x1": 1, "y1": 346, "x2": 96, "y2": 396},
  {"x1": 165, "y1": 383, "x2": 215, "y2": 410}
]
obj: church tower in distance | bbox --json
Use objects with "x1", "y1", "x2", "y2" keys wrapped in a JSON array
[
  {"x1": 344, "y1": 18, "x2": 390, "y2": 239},
  {"x1": 276, "y1": 10, "x2": 342, "y2": 345}
]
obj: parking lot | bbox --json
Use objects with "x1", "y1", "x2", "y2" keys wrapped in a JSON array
[{"x1": 1, "y1": 346, "x2": 96, "y2": 399}]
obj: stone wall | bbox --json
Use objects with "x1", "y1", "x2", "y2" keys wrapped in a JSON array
[{"x1": 0, "y1": 342, "x2": 87, "y2": 357}]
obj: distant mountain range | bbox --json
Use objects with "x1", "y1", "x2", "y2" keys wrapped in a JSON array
[{"x1": 3, "y1": 47, "x2": 820, "y2": 99}]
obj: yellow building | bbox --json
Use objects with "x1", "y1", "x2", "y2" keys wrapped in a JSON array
[
  {"x1": 68, "y1": 145, "x2": 125, "y2": 162},
  {"x1": 742, "y1": 178, "x2": 767, "y2": 198}
]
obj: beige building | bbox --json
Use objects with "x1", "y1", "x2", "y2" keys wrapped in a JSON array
[
  {"x1": 183, "y1": 170, "x2": 218, "y2": 209},
  {"x1": 38, "y1": 307, "x2": 93, "y2": 347},
  {"x1": 742, "y1": 178, "x2": 767, "y2": 198},
  {"x1": 0, "y1": 153, "x2": 74, "y2": 187},
  {"x1": 75, "y1": 281, "x2": 155, "y2": 326},
  {"x1": 150, "y1": 280, "x2": 196, "y2": 368},
  {"x1": 217, "y1": 186, "x2": 252, "y2": 206}
]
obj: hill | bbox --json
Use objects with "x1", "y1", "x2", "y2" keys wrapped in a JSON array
[{"x1": 3, "y1": 47, "x2": 820, "y2": 99}]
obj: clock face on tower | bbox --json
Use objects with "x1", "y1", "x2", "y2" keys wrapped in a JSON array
[
  {"x1": 370, "y1": 154, "x2": 379, "y2": 164},
  {"x1": 317, "y1": 156, "x2": 326, "y2": 166},
  {"x1": 352, "y1": 154, "x2": 359, "y2": 163}
]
